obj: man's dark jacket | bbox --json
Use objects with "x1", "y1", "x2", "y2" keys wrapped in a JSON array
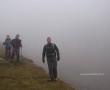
[
  {"x1": 11, "y1": 38, "x2": 22, "y2": 49},
  {"x1": 42, "y1": 43, "x2": 60, "y2": 62}
]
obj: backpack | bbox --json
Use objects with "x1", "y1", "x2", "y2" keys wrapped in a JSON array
[{"x1": 46, "y1": 43, "x2": 56, "y2": 57}]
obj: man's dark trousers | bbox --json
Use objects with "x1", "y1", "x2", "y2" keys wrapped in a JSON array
[
  {"x1": 47, "y1": 57, "x2": 57, "y2": 80},
  {"x1": 5, "y1": 47, "x2": 11, "y2": 59},
  {"x1": 12, "y1": 48, "x2": 20, "y2": 62}
]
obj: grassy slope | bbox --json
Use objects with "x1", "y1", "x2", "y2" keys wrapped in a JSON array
[{"x1": 0, "y1": 48, "x2": 75, "y2": 90}]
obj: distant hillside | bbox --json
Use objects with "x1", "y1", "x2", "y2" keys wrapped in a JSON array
[{"x1": 0, "y1": 48, "x2": 75, "y2": 90}]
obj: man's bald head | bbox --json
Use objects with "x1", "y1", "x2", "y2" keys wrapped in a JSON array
[
  {"x1": 6, "y1": 35, "x2": 10, "y2": 39},
  {"x1": 47, "y1": 37, "x2": 52, "y2": 44},
  {"x1": 16, "y1": 34, "x2": 20, "y2": 39}
]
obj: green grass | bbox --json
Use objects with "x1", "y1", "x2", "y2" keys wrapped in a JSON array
[
  {"x1": 0, "y1": 47, "x2": 4, "y2": 58},
  {"x1": 0, "y1": 49, "x2": 75, "y2": 90}
]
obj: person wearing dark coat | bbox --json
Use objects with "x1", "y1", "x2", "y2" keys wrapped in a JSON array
[
  {"x1": 3, "y1": 35, "x2": 12, "y2": 59},
  {"x1": 11, "y1": 34, "x2": 22, "y2": 62},
  {"x1": 42, "y1": 37, "x2": 60, "y2": 81}
]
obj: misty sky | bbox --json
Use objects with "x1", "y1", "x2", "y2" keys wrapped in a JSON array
[{"x1": 0, "y1": 0, "x2": 110, "y2": 50}]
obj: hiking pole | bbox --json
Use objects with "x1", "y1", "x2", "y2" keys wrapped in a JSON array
[
  {"x1": 2, "y1": 43, "x2": 4, "y2": 50},
  {"x1": 20, "y1": 47, "x2": 23, "y2": 61},
  {"x1": 2, "y1": 43, "x2": 5, "y2": 57}
]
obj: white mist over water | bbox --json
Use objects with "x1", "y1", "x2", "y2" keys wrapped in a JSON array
[{"x1": 0, "y1": 0, "x2": 110, "y2": 90}]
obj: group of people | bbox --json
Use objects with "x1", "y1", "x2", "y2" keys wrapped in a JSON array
[
  {"x1": 3, "y1": 34, "x2": 22, "y2": 62},
  {"x1": 3, "y1": 35, "x2": 60, "y2": 81}
]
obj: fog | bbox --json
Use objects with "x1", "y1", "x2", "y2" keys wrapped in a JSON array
[{"x1": 0, "y1": 0, "x2": 110, "y2": 90}]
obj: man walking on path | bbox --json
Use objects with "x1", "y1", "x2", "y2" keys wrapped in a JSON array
[
  {"x1": 3, "y1": 35, "x2": 12, "y2": 59},
  {"x1": 42, "y1": 37, "x2": 60, "y2": 81},
  {"x1": 11, "y1": 34, "x2": 22, "y2": 62}
]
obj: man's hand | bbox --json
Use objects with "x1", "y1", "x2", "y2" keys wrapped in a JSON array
[
  {"x1": 3, "y1": 42, "x2": 5, "y2": 45},
  {"x1": 42, "y1": 59, "x2": 45, "y2": 63},
  {"x1": 57, "y1": 57, "x2": 60, "y2": 61}
]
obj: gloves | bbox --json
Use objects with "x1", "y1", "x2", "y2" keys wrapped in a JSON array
[
  {"x1": 57, "y1": 57, "x2": 60, "y2": 61},
  {"x1": 42, "y1": 59, "x2": 45, "y2": 63}
]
